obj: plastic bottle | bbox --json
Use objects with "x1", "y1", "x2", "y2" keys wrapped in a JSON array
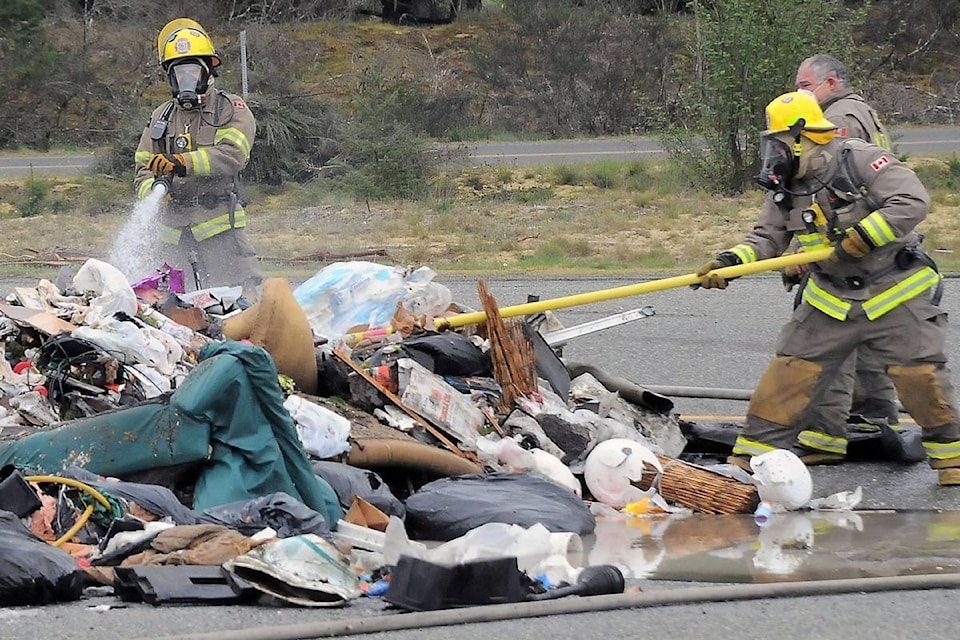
[
  {"x1": 404, "y1": 281, "x2": 453, "y2": 317},
  {"x1": 754, "y1": 500, "x2": 773, "y2": 527}
]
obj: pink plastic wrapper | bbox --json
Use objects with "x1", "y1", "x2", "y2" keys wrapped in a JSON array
[{"x1": 131, "y1": 262, "x2": 186, "y2": 294}]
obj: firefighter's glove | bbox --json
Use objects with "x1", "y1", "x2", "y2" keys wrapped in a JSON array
[
  {"x1": 147, "y1": 153, "x2": 187, "y2": 178},
  {"x1": 691, "y1": 251, "x2": 741, "y2": 290},
  {"x1": 781, "y1": 264, "x2": 808, "y2": 292},
  {"x1": 832, "y1": 226, "x2": 873, "y2": 262}
]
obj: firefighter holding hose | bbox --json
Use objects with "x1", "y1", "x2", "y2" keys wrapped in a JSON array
[
  {"x1": 789, "y1": 54, "x2": 907, "y2": 456},
  {"x1": 134, "y1": 18, "x2": 262, "y2": 299},
  {"x1": 694, "y1": 90, "x2": 960, "y2": 485}
]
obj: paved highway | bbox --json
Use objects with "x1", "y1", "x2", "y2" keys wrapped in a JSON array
[
  {"x1": 2, "y1": 126, "x2": 958, "y2": 178},
  {"x1": 452, "y1": 126, "x2": 959, "y2": 165},
  {"x1": 0, "y1": 152, "x2": 100, "y2": 178}
]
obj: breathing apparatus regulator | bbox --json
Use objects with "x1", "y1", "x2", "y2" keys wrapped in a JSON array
[
  {"x1": 754, "y1": 91, "x2": 837, "y2": 208},
  {"x1": 167, "y1": 59, "x2": 213, "y2": 110},
  {"x1": 157, "y1": 19, "x2": 221, "y2": 111}
]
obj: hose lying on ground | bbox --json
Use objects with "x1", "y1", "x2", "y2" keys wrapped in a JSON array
[
  {"x1": 153, "y1": 573, "x2": 960, "y2": 640},
  {"x1": 25, "y1": 475, "x2": 113, "y2": 547}
]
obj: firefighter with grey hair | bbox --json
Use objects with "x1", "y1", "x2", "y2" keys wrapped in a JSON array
[{"x1": 135, "y1": 18, "x2": 262, "y2": 299}]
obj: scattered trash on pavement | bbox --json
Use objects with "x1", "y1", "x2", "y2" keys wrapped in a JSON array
[{"x1": 0, "y1": 258, "x2": 887, "y2": 609}]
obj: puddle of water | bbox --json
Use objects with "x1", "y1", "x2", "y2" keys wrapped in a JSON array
[{"x1": 579, "y1": 511, "x2": 960, "y2": 583}]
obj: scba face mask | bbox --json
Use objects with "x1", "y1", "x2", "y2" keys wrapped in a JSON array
[
  {"x1": 755, "y1": 134, "x2": 798, "y2": 194},
  {"x1": 168, "y1": 59, "x2": 210, "y2": 110}
]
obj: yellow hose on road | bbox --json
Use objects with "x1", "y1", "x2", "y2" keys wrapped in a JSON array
[{"x1": 436, "y1": 247, "x2": 835, "y2": 329}]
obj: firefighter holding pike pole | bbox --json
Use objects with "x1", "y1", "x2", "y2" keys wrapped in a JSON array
[
  {"x1": 134, "y1": 18, "x2": 262, "y2": 300},
  {"x1": 692, "y1": 90, "x2": 960, "y2": 485}
]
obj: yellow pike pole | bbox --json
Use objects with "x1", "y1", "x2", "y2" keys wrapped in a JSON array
[{"x1": 436, "y1": 247, "x2": 835, "y2": 330}]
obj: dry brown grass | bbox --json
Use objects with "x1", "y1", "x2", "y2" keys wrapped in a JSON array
[{"x1": 3, "y1": 157, "x2": 960, "y2": 279}]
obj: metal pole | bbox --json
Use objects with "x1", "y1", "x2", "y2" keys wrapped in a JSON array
[{"x1": 239, "y1": 30, "x2": 249, "y2": 100}]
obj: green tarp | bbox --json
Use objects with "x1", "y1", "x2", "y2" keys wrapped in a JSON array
[{"x1": 0, "y1": 341, "x2": 343, "y2": 527}]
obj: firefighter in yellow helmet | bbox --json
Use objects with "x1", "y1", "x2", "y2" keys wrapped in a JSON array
[
  {"x1": 134, "y1": 18, "x2": 262, "y2": 298},
  {"x1": 694, "y1": 90, "x2": 960, "y2": 485},
  {"x1": 789, "y1": 54, "x2": 908, "y2": 459}
]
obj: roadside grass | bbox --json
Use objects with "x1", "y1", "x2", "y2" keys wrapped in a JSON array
[{"x1": 2, "y1": 156, "x2": 960, "y2": 281}]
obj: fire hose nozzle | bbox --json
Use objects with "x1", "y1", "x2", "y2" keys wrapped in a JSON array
[{"x1": 152, "y1": 177, "x2": 171, "y2": 197}]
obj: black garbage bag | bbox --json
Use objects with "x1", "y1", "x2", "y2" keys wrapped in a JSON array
[
  {"x1": 404, "y1": 472, "x2": 595, "y2": 541},
  {"x1": 373, "y1": 333, "x2": 492, "y2": 377},
  {"x1": 0, "y1": 510, "x2": 85, "y2": 605},
  {"x1": 198, "y1": 492, "x2": 330, "y2": 538},
  {"x1": 0, "y1": 465, "x2": 42, "y2": 518},
  {"x1": 311, "y1": 461, "x2": 405, "y2": 518}
]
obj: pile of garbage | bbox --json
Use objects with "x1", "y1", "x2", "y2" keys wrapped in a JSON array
[{"x1": 0, "y1": 258, "x2": 820, "y2": 609}]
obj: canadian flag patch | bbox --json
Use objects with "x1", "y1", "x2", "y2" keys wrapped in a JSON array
[
  {"x1": 871, "y1": 155, "x2": 890, "y2": 171},
  {"x1": 232, "y1": 100, "x2": 246, "y2": 109},
  {"x1": 836, "y1": 127, "x2": 849, "y2": 138}
]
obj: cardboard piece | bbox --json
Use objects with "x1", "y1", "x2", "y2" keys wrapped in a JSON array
[
  {"x1": 0, "y1": 302, "x2": 76, "y2": 336},
  {"x1": 397, "y1": 358, "x2": 485, "y2": 447},
  {"x1": 343, "y1": 496, "x2": 390, "y2": 532},
  {"x1": 13, "y1": 288, "x2": 46, "y2": 311}
]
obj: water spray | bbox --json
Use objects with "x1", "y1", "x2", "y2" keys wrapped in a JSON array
[{"x1": 106, "y1": 178, "x2": 170, "y2": 279}]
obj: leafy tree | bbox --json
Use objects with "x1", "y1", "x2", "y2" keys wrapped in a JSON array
[{"x1": 664, "y1": 0, "x2": 870, "y2": 194}]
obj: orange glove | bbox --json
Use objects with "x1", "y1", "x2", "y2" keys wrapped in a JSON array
[
  {"x1": 833, "y1": 226, "x2": 872, "y2": 262},
  {"x1": 147, "y1": 153, "x2": 187, "y2": 177}
]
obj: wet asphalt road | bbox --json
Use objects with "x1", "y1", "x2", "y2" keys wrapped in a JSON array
[{"x1": 5, "y1": 273, "x2": 960, "y2": 639}]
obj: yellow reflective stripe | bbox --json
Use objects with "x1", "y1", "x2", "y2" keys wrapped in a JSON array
[
  {"x1": 215, "y1": 127, "x2": 253, "y2": 159},
  {"x1": 802, "y1": 278, "x2": 852, "y2": 321},
  {"x1": 857, "y1": 212, "x2": 896, "y2": 247},
  {"x1": 187, "y1": 148, "x2": 212, "y2": 176},
  {"x1": 923, "y1": 440, "x2": 960, "y2": 460},
  {"x1": 863, "y1": 267, "x2": 940, "y2": 320},
  {"x1": 797, "y1": 233, "x2": 830, "y2": 251},
  {"x1": 137, "y1": 178, "x2": 155, "y2": 199},
  {"x1": 797, "y1": 430, "x2": 848, "y2": 454},
  {"x1": 729, "y1": 244, "x2": 757, "y2": 264},
  {"x1": 190, "y1": 208, "x2": 246, "y2": 241},
  {"x1": 874, "y1": 131, "x2": 892, "y2": 151},
  {"x1": 159, "y1": 225, "x2": 182, "y2": 244},
  {"x1": 732, "y1": 436, "x2": 776, "y2": 457},
  {"x1": 135, "y1": 150, "x2": 152, "y2": 165}
]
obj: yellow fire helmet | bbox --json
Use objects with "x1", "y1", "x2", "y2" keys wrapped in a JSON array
[
  {"x1": 157, "y1": 18, "x2": 221, "y2": 69},
  {"x1": 763, "y1": 90, "x2": 836, "y2": 144}
]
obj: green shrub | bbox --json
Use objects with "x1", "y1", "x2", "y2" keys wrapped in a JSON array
[
  {"x1": 325, "y1": 84, "x2": 437, "y2": 200},
  {"x1": 589, "y1": 162, "x2": 620, "y2": 189},
  {"x1": 20, "y1": 176, "x2": 51, "y2": 218},
  {"x1": 551, "y1": 164, "x2": 582, "y2": 185}
]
